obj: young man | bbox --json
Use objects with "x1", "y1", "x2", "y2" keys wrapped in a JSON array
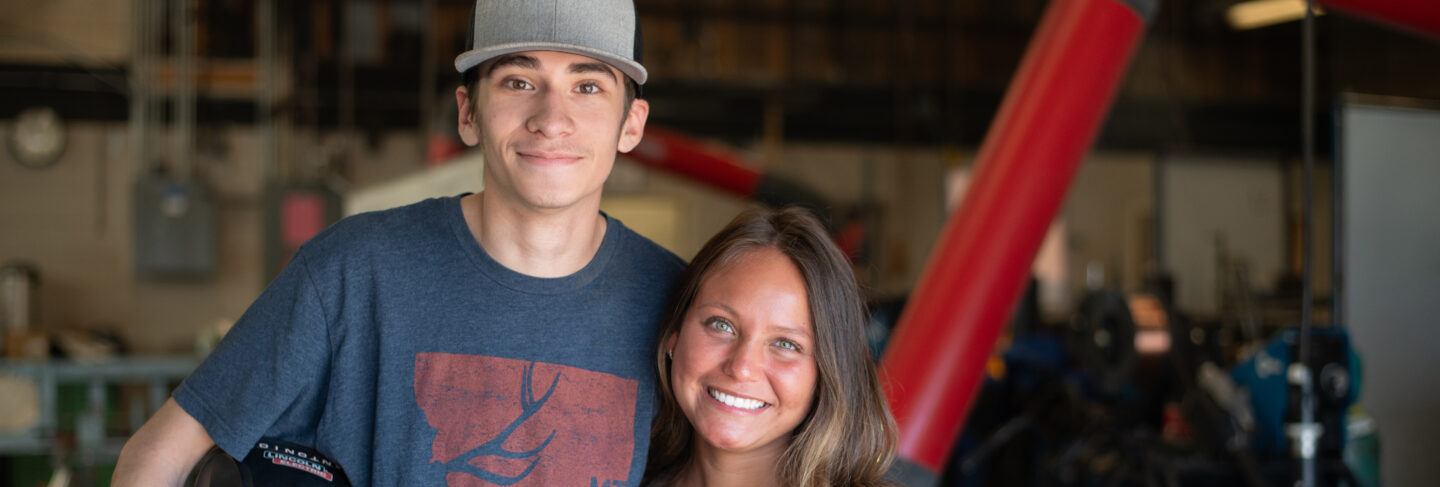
[{"x1": 112, "y1": 0, "x2": 683, "y2": 485}]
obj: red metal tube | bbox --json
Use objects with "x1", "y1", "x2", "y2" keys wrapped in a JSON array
[
  {"x1": 1320, "y1": 0, "x2": 1440, "y2": 39},
  {"x1": 878, "y1": 0, "x2": 1152, "y2": 480},
  {"x1": 626, "y1": 126, "x2": 763, "y2": 197}
]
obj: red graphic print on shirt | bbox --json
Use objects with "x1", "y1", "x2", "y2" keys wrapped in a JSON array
[{"x1": 414, "y1": 353, "x2": 637, "y2": 486}]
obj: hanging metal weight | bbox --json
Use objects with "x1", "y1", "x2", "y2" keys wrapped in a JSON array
[{"x1": 1068, "y1": 291, "x2": 1138, "y2": 397}]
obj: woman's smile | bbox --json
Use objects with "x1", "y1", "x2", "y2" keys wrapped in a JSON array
[{"x1": 705, "y1": 387, "x2": 770, "y2": 412}]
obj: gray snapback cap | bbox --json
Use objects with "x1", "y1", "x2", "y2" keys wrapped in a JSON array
[{"x1": 454, "y1": 0, "x2": 647, "y2": 85}]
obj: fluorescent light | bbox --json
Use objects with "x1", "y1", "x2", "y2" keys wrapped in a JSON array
[{"x1": 1227, "y1": 0, "x2": 1325, "y2": 30}]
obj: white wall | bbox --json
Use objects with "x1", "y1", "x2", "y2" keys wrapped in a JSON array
[
  {"x1": 0, "y1": 0, "x2": 132, "y2": 65},
  {"x1": 0, "y1": 122, "x2": 424, "y2": 354},
  {"x1": 1161, "y1": 155, "x2": 1286, "y2": 317},
  {"x1": 760, "y1": 143, "x2": 948, "y2": 296},
  {"x1": 1342, "y1": 102, "x2": 1440, "y2": 487},
  {"x1": 1065, "y1": 153, "x2": 1155, "y2": 296}
]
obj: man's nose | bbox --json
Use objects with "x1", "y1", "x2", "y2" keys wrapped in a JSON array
[{"x1": 526, "y1": 87, "x2": 575, "y2": 138}]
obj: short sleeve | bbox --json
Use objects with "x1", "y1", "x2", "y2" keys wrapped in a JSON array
[{"x1": 172, "y1": 250, "x2": 333, "y2": 460}]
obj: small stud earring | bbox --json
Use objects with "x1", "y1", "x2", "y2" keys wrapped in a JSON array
[{"x1": 667, "y1": 349, "x2": 673, "y2": 359}]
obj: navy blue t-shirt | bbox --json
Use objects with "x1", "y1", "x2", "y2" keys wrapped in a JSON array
[{"x1": 174, "y1": 196, "x2": 685, "y2": 486}]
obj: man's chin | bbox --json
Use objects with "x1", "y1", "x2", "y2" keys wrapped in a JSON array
[{"x1": 517, "y1": 191, "x2": 600, "y2": 213}]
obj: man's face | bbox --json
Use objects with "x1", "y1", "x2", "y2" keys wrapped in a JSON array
[{"x1": 455, "y1": 50, "x2": 648, "y2": 211}]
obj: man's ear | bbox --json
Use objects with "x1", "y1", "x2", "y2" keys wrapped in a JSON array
[
  {"x1": 455, "y1": 86, "x2": 481, "y2": 147},
  {"x1": 617, "y1": 98, "x2": 649, "y2": 153}
]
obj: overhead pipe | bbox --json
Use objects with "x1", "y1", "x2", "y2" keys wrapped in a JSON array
[
  {"x1": 628, "y1": 127, "x2": 762, "y2": 197},
  {"x1": 876, "y1": 0, "x2": 1156, "y2": 484},
  {"x1": 627, "y1": 127, "x2": 834, "y2": 224}
]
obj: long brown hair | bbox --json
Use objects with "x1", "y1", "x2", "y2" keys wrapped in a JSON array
[{"x1": 644, "y1": 206, "x2": 896, "y2": 487}]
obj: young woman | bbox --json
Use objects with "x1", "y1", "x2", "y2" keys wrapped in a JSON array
[{"x1": 644, "y1": 207, "x2": 896, "y2": 487}]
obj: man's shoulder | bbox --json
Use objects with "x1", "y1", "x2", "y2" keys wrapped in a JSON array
[
  {"x1": 321, "y1": 196, "x2": 456, "y2": 241},
  {"x1": 608, "y1": 219, "x2": 687, "y2": 277},
  {"x1": 297, "y1": 196, "x2": 461, "y2": 262}
]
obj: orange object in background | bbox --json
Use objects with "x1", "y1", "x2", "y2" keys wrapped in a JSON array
[{"x1": 1161, "y1": 402, "x2": 1193, "y2": 443}]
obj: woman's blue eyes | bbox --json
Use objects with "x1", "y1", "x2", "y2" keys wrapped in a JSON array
[
  {"x1": 707, "y1": 318, "x2": 735, "y2": 334},
  {"x1": 704, "y1": 317, "x2": 802, "y2": 352}
]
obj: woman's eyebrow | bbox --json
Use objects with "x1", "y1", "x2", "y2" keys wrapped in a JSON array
[
  {"x1": 772, "y1": 325, "x2": 813, "y2": 340},
  {"x1": 694, "y1": 302, "x2": 739, "y2": 317}
]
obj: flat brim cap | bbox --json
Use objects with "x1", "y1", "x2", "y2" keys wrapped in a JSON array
[{"x1": 454, "y1": 0, "x2": 647, "y2": 85}]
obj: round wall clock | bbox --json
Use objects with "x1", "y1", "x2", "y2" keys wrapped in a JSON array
[{"x1": 7, "y1": 106, "x2": 67, "y2": 170}]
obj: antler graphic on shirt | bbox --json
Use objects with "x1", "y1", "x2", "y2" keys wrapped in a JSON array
[{"x1": 440, "y1": 361, "x2": 560, "y2": 485}]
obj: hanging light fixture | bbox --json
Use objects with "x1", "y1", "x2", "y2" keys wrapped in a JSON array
[{"x1": 1227, "y1": 0, "x2": 1325, "y2": 30}]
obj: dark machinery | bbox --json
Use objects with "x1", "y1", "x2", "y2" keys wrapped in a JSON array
[{"x1": 940, "y1": 281, "x2": 1364, "y2": 487}]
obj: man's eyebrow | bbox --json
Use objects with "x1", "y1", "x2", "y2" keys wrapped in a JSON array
[
  {"x1": 485, "y1": 55, "x2": 618, "y2": 84},
  {"x1": 485, "y1": 54, "x2": 538, "y2": 77},
  {"x1": 569, "y1": 61, "x2": 618, "y2": 83}
]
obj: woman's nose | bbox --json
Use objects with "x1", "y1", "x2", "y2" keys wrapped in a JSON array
[{"x1": 724, "y1": 341, "x2": 764, "y2": 381}]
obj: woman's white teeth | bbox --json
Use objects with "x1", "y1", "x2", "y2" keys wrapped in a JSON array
[{"x1": 709, "y1": 388, "x2": 766, "y2": 410}]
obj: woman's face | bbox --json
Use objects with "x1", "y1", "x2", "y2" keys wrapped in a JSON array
[{"x1": 668, "y1": 247, "x2": 819, "y2": 455}]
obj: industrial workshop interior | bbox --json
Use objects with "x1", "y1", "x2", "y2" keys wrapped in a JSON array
[{"x1": 1, "y1": 0, "x2": 1438, "y2": 486}]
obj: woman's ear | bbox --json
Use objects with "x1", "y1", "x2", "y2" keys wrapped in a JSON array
[{"x1": 664, "y1": 333, "x2": 678, "y2": 360}]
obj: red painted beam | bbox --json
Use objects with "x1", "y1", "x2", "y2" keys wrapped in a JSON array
[
  {"x1": 1320, "y1": 0, "x2": 1440, "y2": 40},
  {"x1": 878, "y1": 0, "x2": 1153, "y2": 481},
  {"x1": 626, "y1": 126, "x2": 763, "y2": 197},
  {"x1": 624, "y1": 127, "x2": 865, "y2": 253}
]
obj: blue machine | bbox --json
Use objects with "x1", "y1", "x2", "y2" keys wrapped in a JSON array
[{"x1": 1231, "y1": 326, "x2": 1361, "y2": 457}]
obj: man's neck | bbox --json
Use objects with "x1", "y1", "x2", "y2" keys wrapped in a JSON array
[
  {"x1": 461, "y1": 192, "x2": 607, "y2": 278},
  {"x1": 678, "y1": 440, "x2": 788, "y2": 487}
]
